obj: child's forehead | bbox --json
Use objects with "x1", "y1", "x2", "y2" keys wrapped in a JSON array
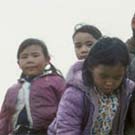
[
  {"x1": 21, "y1": 44, "x2": 42, "y2": 53},
  {"x1": 23, "y1": 44, "x2": 42, "y2": 50},
  {"x1": 95, "y1": 63, "x2": 125, "y2": 70}
]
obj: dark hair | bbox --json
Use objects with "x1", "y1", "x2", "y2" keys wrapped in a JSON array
[
  {"x1": 82, "y1": 36, "x2": 130, "y2": 88},
  {"x1": 17, "y1": 38, "x2": 50, "y2": 60},
  {"x1": 17, "y1": 38, "x2": 64, "y2": 78},
  {"x1": 72, "y1": 23, "x2": 102, "y2": 40}
]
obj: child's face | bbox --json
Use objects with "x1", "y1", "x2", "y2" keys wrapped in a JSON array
[
  {"x1": 18, "y1": 45, "x2": 49, "y2": 77},
  {"x1": 91, "y1": 64, "x2": 125, "y2": 95},
  {"x1": 73, "y1": 32, "x2": 97, "y2": 60}
]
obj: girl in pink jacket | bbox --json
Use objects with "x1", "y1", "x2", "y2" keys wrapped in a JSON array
[{"x1": 0, "y1": 38, "x2": 66, "y2": 135}]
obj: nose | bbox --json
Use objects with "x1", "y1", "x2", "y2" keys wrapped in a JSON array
[
  {"x1": 26, "y1": 56, "x2": 34, "y2": 63},
  {"x1": 105, "y1": 80, "x2": 113, "y2": 89},
  {"x1": 81, "y1": 45, "x2": 89, "y2": 52}
]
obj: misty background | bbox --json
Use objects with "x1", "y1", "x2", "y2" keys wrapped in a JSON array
[{"x1": 0, "y1": 0, "x2": 134, "y2": 107}]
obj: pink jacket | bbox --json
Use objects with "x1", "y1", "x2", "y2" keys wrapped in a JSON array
[{"x1": 0, "y1": 74, "x2": 66, "y2": 135}]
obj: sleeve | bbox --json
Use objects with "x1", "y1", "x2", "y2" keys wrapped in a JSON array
[
  {"x1": 124, "y1": 89, "x2": 135, "y2": 135},
  {"x1": 51, "y1": 75, "x2": 66, "y2": 102},
  {"x1": 38, "y1": 75, "x2": 66, "y2": 129},
  {"x1": 130, "y1": 90, "x2": 135, "y2": 125},
  {"x1": 55, "y1": 87, "x2": 84, "y2": 135},
  {"x1": 0, "y1": 91, "x2": 12, "y2": 135}
]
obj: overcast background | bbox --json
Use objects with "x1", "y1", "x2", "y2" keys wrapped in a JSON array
[{"x1": 0, "y1": 0, "x2": 134, "y2": 107}]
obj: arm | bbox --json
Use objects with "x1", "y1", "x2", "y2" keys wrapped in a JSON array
[
  {"x1": 52, "y1": 75, "x2": 66, "y2": 102},
  {"x1": 45, "y1": 76, "x2": 66, "y2": 128},
  {"x1": 130, "y1": 90, "x2": 135, "y2": 127},
  {"x1": 0, "y1": 92, "x2": 12, "y2": 135},
  {"x1": 56, "y1": 87, "x2": 84, "y2": 135},
  {"x1": 124, "y1": 90, "x2": 135, "y2": 135}
]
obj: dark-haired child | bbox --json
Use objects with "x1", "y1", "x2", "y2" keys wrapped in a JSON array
[
  {"x1": 72, "y1": 23, "x2": 102, "y2": 60},
  {"x1": 0, "y1": 38, "x2": 66, "y2": 135},
  {"x1": 48, "y1": 37, "x2": 135, "y2": 135},
  {"x1": 66, "y1": 23, "x2": 102, "y2": 79}
]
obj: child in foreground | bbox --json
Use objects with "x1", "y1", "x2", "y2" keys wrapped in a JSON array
[
  {"x1": 0, "y1": 38, "x2": 66, "y2": 135},
  {"x1": 48, "y1": 37, "x2": 135, "y2": 135}
]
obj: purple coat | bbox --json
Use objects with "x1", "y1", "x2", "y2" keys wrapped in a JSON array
[
  {"x1": 48, "y1": 61, "x2": 135, "y2": 135},
  {"x1": 0, "y1": 74, "x2": 66, "y2": 135}
]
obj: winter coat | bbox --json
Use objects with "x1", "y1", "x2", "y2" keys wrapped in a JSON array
[
  {"x1": 0, "y1": 73, "x2": 66, "y2": 135},
  {"x1": 48, "y1": 61, "x2": 135, "y2": 135}
]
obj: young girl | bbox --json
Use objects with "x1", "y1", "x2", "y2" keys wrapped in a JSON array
[
  {"x1": 0, "y1": 38, "x2": 66, "y2": 135},
  {"x1": 48, "y1": 37, "x2": 135, "y2": 135},
  {"x1": 72, "y1": 23, "x2": 102, "y2": 60},
  {"x1": 66, "y1": 23, "x2": 102, "y2": 79}
]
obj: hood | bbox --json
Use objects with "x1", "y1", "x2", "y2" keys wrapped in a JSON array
[{"x1": 66, "y1": 60, "x2": 88, "y2": 92}]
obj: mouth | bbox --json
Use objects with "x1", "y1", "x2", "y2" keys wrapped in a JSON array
[
  {"x1": 26, "y1": 66, "x2": 36, "y2": 70},
  {"x1": 79, "y1": 55, "x2": 88, "y2": 59}
]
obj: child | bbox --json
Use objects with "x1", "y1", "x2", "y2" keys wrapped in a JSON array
[
  {"x1": 48, "y1": 37, "x2": 135, "y2": 135},
  {"x1": 66, "y1": 23, "x2": 102, "y2": 79},
  {"x1": 0, "y1": 38, "x2": 66, "y2": 135},
  {"x1": 72, "y1": 23, "x2": 102, "y2": 60}
]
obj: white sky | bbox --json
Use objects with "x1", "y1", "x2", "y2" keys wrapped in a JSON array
[{"x1": 0, "y1": 0, "x2": 134, "y2": 106}]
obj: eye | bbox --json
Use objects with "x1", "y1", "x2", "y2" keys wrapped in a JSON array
[
  {"x1": 86, "y1": 43, "x2": 93, "y2": 47},
  {"x1": 75, "y1": 44, "x2": 82, "y2": 49},
  {"x1": 20, "y1": 55, "x2": 28, "y2": 59},
  {"x1": 33, "y1": 54, "x2": 40, "y2": 57},
  {"x1": 32, "y1": 52, "x2": 41, "y2": 57},
  {"x1": 112, "y1": 75, "x2": 123, "y2": 80},
  {"x1": 100, "y1": 74, "x2": 109, "y2": 79}
]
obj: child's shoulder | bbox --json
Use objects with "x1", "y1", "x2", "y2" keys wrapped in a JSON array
[
  {"x1": 43, "y1": 73, "x2": 64, "y2": 80},
  {"x1": 40, "y1": 74, "x2": 65, "y2": 86},
  {"x1": 5, "y1": 82, "x2": 21, "y2": 98},
  {"x1": 125, "y1": 78, "x2": 135, "y2": 93}
]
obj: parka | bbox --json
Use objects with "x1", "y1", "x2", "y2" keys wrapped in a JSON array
[
  {"x1": 48, "y1": 61, "x2": 135, "y2": 135},
  {"x1": 0, "y1": 73, "x2": 66, "y2": 135}
]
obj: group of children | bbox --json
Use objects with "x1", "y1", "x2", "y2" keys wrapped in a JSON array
[{"x1": 0, "y1": 13, "x2": 135, "y2": 135}]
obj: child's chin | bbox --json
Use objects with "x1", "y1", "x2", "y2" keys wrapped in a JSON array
[{"x1": 103, "y1": 90, "x2": 113, "y2": 95}]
